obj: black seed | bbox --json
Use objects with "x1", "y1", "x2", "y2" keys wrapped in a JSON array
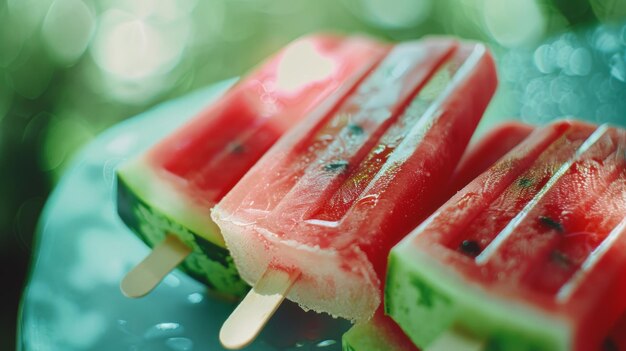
[
  {"x1": 324, "y1": 160, "x2": 349, "y2": 172},
  {"x1": 603, "y1": 338, "x2": 619, "y2": 351},
  {"x1": 550, "y1": 250, "x2": 572, "y2": 269},
  {"x1": 518, "y1": 177, "x2": 533, "y2": 188},
  {"x1": 229, "y1": 142, "x2": 245, "y2": 154},
  {"x1": 347, "y1": 123, "x2": 364, "y2": 135},
  {"x1": 539, "y1": 216, "x2": 564, "y2": 233},
  {"x1": 459, "y1": 240, "x2": 482, "y2": 257}
]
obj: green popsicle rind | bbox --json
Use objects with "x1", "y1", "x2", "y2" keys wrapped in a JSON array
[{"x1": 385, "y1": 246, "x2": 569, "y2": 351}]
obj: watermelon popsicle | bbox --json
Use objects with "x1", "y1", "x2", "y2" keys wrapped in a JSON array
[
  {"x1": 387, "y1": 120, "x2": 626, "y2": 351},
  {"x1": 342, "y1": 122, "x2": 534, "y2": 351},
  {"x1": 116, "y1": 34, "x2": 389, "y2": 298},
  {"x1": 212, "y1": 38, "x2": 498, "y2": 347}
]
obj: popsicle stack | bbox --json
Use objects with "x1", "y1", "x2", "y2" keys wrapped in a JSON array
[
  {"x1": 387, "y1": 120, "x2": 626, "y2": 351},
  {"x1": 117, "y1": 34, "x2": 388, "y2": 298},
  {"x1": 113, "y1": 32, "x2": 626, "y2": 351}
]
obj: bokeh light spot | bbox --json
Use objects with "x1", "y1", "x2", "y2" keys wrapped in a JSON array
[
  {"x1": 592, "y1": 27, "x2": 621, "y2": 52},
  {"x1": 569, "y1": 47, "x2": 592, "y2": 76},
  {"x1": 91, "y1": 10, "x2": 183, "y2": 80},
  {"x1": 534, "y1": 44, "x2": 557, "y2": 74},
  {"x1": 275, "y1": 41, "x2": 336, "y2": 93},
  {"x1": 484, "y1": 0, "x2": 546, "y2": 48},
  {"x1": 42, "y1": 0, "x2": 95, "y2": 65}
]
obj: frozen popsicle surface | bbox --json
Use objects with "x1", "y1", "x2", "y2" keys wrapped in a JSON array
[
  {"x1": 449, "y1": 122, "x2": 535, "y2": 195},
  {"x1": 117, "y1": 34, "x2": 388, "y2": 297},
  {"x1": 387, "y1": 120, "x2": 626, "y2": 351},
  {"x1": 212, "y1": 37, "x2": 497, "y2": 321}
]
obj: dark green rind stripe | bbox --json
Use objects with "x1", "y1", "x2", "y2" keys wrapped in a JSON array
[
  {"x1": 117, "y1": 175, "x2": 249, "y2": 298},
  {"x1": 385, "y1": 252, "x2": 561, "y2": 351},
  {"x1": 342, "y1": 324, "x2": 365, "y2": 351},
  {"x1": 342, "y1": 338, "x2": 357, "y2": 351},
  {"x1": 343, "y1": 317, "x2": 411, "y2": 351},
  {"x1": 343, "y1": 324, "x2": 390, "y2": 351}
]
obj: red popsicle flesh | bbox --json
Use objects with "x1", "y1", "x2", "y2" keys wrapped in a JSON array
[
  {"x1": 147, "y1": 34, "x2": 389, "y2": 205},
  {"x1": 449, "y1": 121, "x2": 535, "y2": 195}
]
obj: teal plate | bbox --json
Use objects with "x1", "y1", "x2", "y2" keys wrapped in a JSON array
[{"x1": 18, "y1": 79, "x2": 350, "y2": 351}]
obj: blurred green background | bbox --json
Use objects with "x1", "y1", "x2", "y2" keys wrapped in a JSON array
[{"x1": 2, "y1": 0, "x2": 626, "y2": 349}]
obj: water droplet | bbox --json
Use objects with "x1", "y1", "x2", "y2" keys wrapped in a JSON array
[
  {"x1": 316, "y1": 339, "x2": 337, "y2": 347},
  {"x1": 187, "y1": 292, "x2": 203, "y2": 304},
  {"x1": 143, "y1": 322, "x2": 184, "y2": 340},
  {"x1": 166, "y1": 337, "x2": 193, "y2": 351},
  {"x1": 373, "y1": 144, "x2": 386, "y2": 154},
  {"x1": 163, "y1": 274, "x2": 181, "y2": 287},
  {"x1": 117, "y1": 319, "x2": 133, "y2": 335}
]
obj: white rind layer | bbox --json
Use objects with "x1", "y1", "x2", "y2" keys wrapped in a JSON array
[{"x1": 212, "y1": 206, "x2": 380, "y2": 322}]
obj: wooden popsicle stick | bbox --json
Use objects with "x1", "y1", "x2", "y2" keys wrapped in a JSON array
[
  {"x1": 220, "y1": 268, "x2": 301, "y2": 350},
  {"x1": 426, "y1": 329, "x2": 484, "y2": 351},
  {"x1": 120, "y1": 234, "x2": 192, "y2": 298}
]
